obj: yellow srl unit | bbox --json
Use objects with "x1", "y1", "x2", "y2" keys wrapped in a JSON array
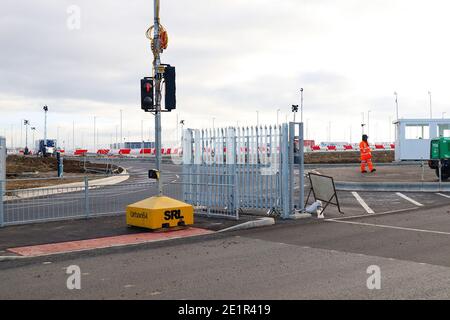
[{"x1": 126, "y1": 195, "x2": 194, "y2": 230}]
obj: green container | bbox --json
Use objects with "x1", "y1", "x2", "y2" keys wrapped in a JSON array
[{"x1": 430, "y1": 137, "x2": 450, "y2": 159}]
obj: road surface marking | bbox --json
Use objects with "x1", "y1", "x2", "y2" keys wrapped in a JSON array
[
  {"x1": 396, "y1": 193, "x2": 424, "y2": 207},
  {"x1": 436, "y1": 193, "x2": 450, "y2": 199},
  {"x1": 327, "y1": 219, "x2": 450, "y2": 236},
  {"x1": 351, "y1": 192, "x2": 375, "y2": 214},
  {"x1": 328, "y1": 207, "x2": 419, "y2": 221}
]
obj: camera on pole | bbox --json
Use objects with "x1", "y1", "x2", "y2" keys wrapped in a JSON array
[{"x1": 141, "y1": 77, "x2": 155, "y2": 111}]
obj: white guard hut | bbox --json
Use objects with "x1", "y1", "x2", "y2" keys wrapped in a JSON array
[{"x1": 395, "y1": 118, "x2": 450, "y2": 161}]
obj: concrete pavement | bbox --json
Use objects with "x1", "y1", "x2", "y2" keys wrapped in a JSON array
[{"x1": 3, "y1": 204, "x2": 450, "y2": 299}]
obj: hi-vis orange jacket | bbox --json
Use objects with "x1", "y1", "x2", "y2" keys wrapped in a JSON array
[{"x1": 359, "y1": 141, "x2": 372, "y2": 160}]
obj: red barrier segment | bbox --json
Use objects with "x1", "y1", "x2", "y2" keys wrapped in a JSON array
[
  {"x1": 119, "y1": 148, "x2": 131, "y2": 155},
  {"x1": 74, "y1": 149, "x2": 88, "y2": 156}
]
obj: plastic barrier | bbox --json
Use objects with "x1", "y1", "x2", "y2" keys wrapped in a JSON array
[
  {"x1": 119, "y1": 148, "x2": 131, "y2": 155},
  {"x1": 97, "y1": 149, "x2": 110, "y2": 155},
  {"x1": 74, "y1": 149, "x2": 88, "y2": 156}
]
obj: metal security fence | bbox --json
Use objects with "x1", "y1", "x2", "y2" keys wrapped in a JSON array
[
  {"x1": 0, "y1": 171, "x2": 237, "y2": 227},
  {"x1": 182, "y1": 123, "x2": 304, "y2": 219}
]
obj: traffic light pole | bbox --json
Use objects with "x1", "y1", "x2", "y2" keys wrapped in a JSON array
[{"x1": 153, "y1": 0, "x2": 163, "y2": 196}]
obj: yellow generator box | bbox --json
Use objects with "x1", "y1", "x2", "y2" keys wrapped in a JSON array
[{"x1": 126, "y1": 196, "x2": 194, "y2": 230}]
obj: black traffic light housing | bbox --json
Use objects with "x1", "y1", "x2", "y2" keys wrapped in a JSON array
[
  {"x1": 141, "y1": 77, "x2": 154, "y2": 111},
  {"x1": 163, "y1": 65, "x2": 176, "y2": 111}
]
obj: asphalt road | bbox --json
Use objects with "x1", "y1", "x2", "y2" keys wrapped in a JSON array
[
  {"x1": 1, "y1": 160, "x2": 450, "y2": 299},
  {"x1": 2, "y1": 203, "x2": 450, "y2": 299}
]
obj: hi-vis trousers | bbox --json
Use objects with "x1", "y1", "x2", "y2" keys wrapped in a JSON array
[{"x1": 360, "y1": 158, "x2": 374, "y2": 172}]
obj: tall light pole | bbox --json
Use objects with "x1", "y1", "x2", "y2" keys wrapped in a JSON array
[
  {"x1": 57, "y1": 126, "x2": 60, "y2": 148},
  {"x1": 141, "y1": 119, "x2": 144, "y2": 149},
  {"x1": 388, "y1": 115, "x2": 392, "y2": 143},
  {"x1": 72, "y1": 120, "x2": 75, "y2": 151},
  {"x1": 394, "y1": 91, "x2": 399, "y2": 120},
  {"x1": 367, "y1": 110, "x2": 371, "y2": 138},
  {"x1": 300, "y1": 88, "x2": 304, "y2": 123},
  {"x1": 10, "y1": 124, "x2": 14, "y2": 150},
  {"x1": 43, "y1": 105, "x2": 48, "y2": 152},
  {"x1": 428, "y1": 91, "x2": 432, "y2": 119},
  {"x1": 93, "y1": 116, "x2": 96, "y2": 151},
  {"x1": 256, "y1": 111, "x2": 259, "y2": 126},
  {"x1": 115, "y1": 125, "x2": 118, "y2": 148},
  {"x1": 24, "y1": 120, "x2": 29, "y2": 154},
  {"x1": 276, "y1": 108, "x2": 280, "y2": 125},
  {"x1": 361, "y1": 112, "x2": 365, "y2": 136},
  {"x1": 120, "y1": 109, "x2": 123, "y2": 149}
]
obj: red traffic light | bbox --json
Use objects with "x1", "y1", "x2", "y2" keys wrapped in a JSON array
[{"x1": 146, "y1": 83, "x2": 152, "y2": 92}]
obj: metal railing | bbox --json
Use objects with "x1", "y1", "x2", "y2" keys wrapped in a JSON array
[{"x1": 0, "y1": 171, "x2": 238, "y2": 227}]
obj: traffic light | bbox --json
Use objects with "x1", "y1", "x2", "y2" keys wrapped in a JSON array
[
  {"x1": 141, "y1": 77, "x2": 154, "y2": 111},
  {"x1": 163, "y1": 65, "x2": 176, "y2": 111}
]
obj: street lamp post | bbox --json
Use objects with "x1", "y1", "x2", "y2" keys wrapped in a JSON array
[
  {"x1": 43, "y1": 105, "x2": 48, "y2": 154},
  {"x1": 93, "y1": 116, "x2": 96, "y2": 151},
  {"x1": 24, "y1": 120, "x2": 30, "y2": 155},
  {"x1": 300, "y1": 88, "x2": 304, "y2": 123},
  {"x1": 428, "y1": 91, "x2": 432, "y2": 119},
  {"x1": 361, "y1": 112, "x2": 365, "y2": 136},
  {"x1": 394, "y1": 92, "x2": 399, "y2": 120},
  {"x1": 31, "y1": 127, "x2": 36, "y2": 152}
]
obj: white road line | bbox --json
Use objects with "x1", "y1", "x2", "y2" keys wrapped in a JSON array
[
  {"x1": 396, "y1": 192, "x2": 424, "y2": 207},
  {"x1": 327, "y1": 207, "x2": 419, "y2": 221},
  {"x1": 436, "y1": 193, "x2": 450, "y2": 199},
  {"x1": 328, "y1": 219, "x2": 450, "y2": 236},
  {"x1": 351, "y1": 192, "x2": 375, "y2": 214}
]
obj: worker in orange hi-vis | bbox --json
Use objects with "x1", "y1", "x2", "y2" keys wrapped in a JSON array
[{"x1": 359, "y1": 134, "x2": 376, "y2": 173}]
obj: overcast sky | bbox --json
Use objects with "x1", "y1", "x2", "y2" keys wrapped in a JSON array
[{"x1": 1, "y1": 0, "x2": 449, "y2": 149}]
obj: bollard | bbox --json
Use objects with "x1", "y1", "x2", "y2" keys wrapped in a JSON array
[{"x1": 57, "y1": 151, "x2": 64, "y2": 178}]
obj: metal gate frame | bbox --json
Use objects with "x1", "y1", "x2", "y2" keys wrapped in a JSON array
[{"x1": 182, "y1": 123, "x2": 304, "y2": 219}]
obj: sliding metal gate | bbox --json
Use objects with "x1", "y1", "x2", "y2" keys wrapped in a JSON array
[{"x1": 182, "y1": 123, "x2": 304, "y2": 219}]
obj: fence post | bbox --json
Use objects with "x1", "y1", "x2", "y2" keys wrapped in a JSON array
[
  {"x1": 84, "y1": 176, "x2": 90, "y2": 218},
  {"x1": 298, "y1": 122, "x2": 305, "y2": 211},
  {"x1": 227, "y1": 127, "x2": 238, "y2": 219},
  {"x1": 182, "y1": 129, "x2": 193, "y2": 203},
  {"x1": 281, "y1": 124, "x2": 290, "y2": 218},
  {"x1": 0, "y1": 180, "x2": 4, "y2": 227},
  {"x1": 289, "y1": 122, "x2": 295, "y2": 214}
]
